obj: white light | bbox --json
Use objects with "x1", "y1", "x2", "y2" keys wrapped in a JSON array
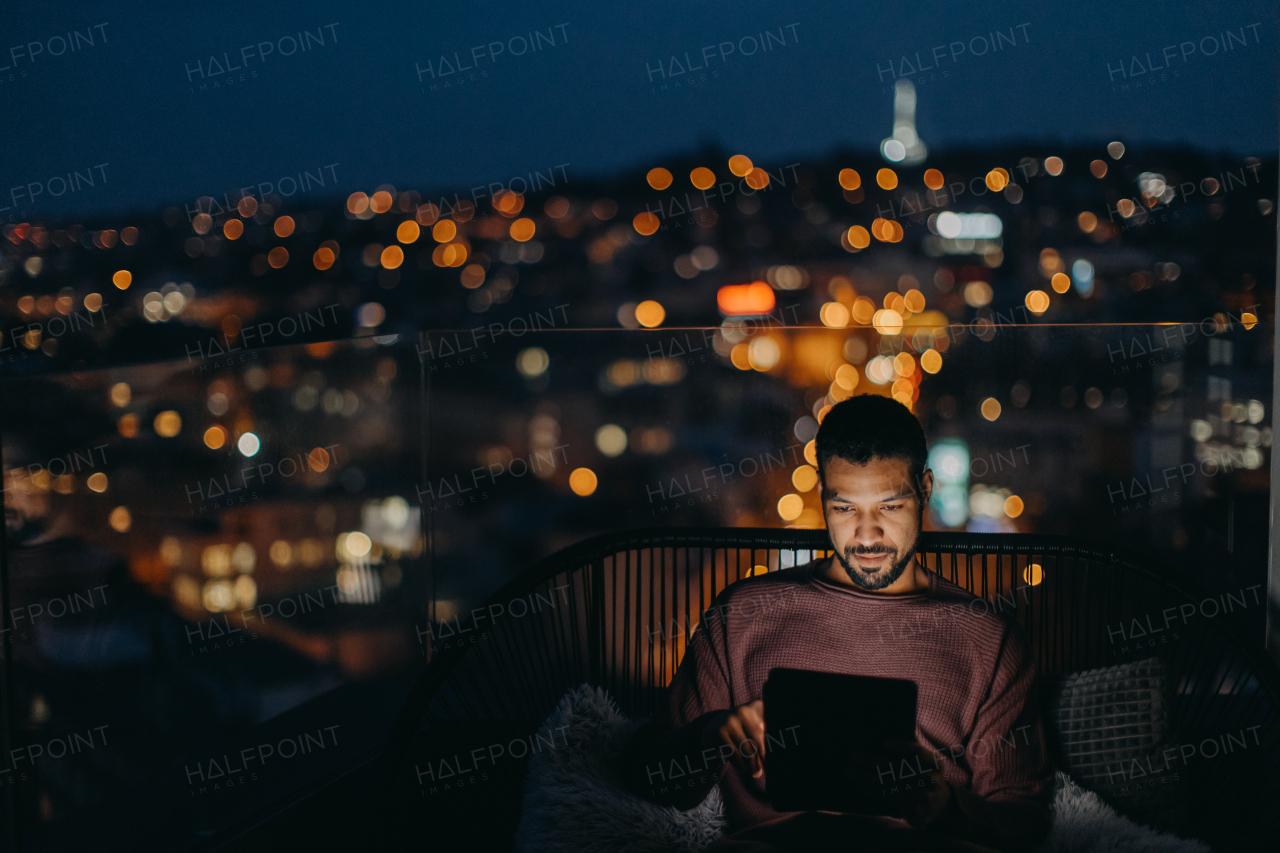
[
  {"x1": 1138, "y1": 172, "x2": 1167, "y2": 196},
  {"x1": 595, "y1": 424, "x2": 628, "y2": 457},
  {"x1": 936, "y1": 212, "x2": 962, "y2": 238},
  {"x1": 237, "y1": 432, "x2": 261, "y2": 457},
  {"x1": 881, "y1": 78, "x2": 927, "y2": 165},
  {"x1": 356, "y1": 302, "x2": 385, "y2": 327},
  {"x1": 516, "y1": 347, "x2": 550, "y2": 378},
  {"x1": 881, "y1": 139, "x2": 906, "y2": 162},
  {"x1": 936, "y1": 212, "x2": 1003, "y2": 239},
  {"x1": 382, "y1": 496, "x2": 411, "y2": 529},
  {"x1": 345, "y1": 531, "x2": 372, "y2": 558},
  {"x1": 865, "y1": 356, "x2": 894, "y2": 385}
]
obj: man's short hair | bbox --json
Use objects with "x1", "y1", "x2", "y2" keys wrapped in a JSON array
[{"x1": 815, "y1": 394, "x2": 929, "y2": 490}]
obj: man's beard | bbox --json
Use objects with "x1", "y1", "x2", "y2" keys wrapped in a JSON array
[{"x1": 833, "y1": 518, "x2": 923, "y2": 591}]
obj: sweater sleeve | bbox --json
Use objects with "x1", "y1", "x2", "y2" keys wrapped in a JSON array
[
  {"x1": 620, "y1": 606, "x2": 735, "y2": 809},
  {"x1": 942, "y1": 622, "x2": 1054, "y2": 852}
]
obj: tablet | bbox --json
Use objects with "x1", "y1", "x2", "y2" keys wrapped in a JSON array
[{"x1": 762, "y1": 668, "x2": 918, "y2": 813}]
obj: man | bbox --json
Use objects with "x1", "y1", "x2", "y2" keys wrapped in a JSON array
[{"x1": 621, "y1": 395, "x2": 1052, "y2": 852}]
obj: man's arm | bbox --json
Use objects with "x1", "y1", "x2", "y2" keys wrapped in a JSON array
[{"x1": 940, "y1": 623, "x2": 1054, "y2": 852}]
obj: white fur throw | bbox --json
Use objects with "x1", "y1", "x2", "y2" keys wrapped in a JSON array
[
  {"x1": 1039, "y1": 771, "x2": 1208, "y2": 853},
  {"x1": 514, "y1": 684, "x2": 726, "y2": 853},
  {"x1": 515, "y1": 684, "x2": 1209, "y2": 853}
]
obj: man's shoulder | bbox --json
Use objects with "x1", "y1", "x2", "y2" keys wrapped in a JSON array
[{"x1": 928, "y1": 573, "x2": 1024, "y2": 640}]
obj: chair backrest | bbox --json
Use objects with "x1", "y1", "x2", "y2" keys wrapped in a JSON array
[{"x1": 376, "y1": 528, "x2": 1280, "y2": 851}]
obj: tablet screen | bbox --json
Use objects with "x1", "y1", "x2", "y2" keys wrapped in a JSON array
[{"x1": 762, "y1": 668, "x2": 919, "y2": 813}]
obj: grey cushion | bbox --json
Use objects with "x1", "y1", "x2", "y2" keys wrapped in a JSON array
[{"x1": 1041, "y1": 658, "x2": 1185, "y2": 831}]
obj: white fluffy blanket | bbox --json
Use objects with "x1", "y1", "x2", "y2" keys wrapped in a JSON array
[{"x1": 516, "y1": 685, "x2": 1209, "y2": 853}]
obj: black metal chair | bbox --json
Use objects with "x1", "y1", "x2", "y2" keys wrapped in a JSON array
[{"x1": 376, "y1": 528, "x2": 1280, "y2": 851}]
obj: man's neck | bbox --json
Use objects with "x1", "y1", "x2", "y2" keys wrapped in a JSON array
[{"x1": 821, "y1": 556, "x2": 930, "y2": 595}]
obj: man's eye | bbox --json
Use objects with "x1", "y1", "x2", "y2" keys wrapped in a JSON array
[{"x1": 882, "y1": 504, "x2": 903, "y2": 511}]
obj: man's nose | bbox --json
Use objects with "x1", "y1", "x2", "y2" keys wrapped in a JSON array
[{"x1": 853, "y1": 515, "x2": 885, "y2": 545}]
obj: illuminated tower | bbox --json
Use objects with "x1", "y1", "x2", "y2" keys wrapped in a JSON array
[{"x1": 880, "y1": 79, "x2": 927, "y2": 166}]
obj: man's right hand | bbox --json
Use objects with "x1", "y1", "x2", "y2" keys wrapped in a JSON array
[{"x1": 706, "y1": 700, "x2": 767, "y2": 778}]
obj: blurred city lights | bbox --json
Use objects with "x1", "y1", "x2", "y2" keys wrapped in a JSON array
[
  {"x1": 595, "y1": 424, "x2": 627, "y2": 456},
  {"x1": 690, "y1": 167, "x2": 716, "y2": 190},
  {"x1": 777, "y1": 493, "x2": 804, "y2": 521},
  {"x1": 516, "y1": 347, "x2": 551, "y2": 377},
  {"x1": 237, "y1": 432, "x2": 261, "y2": 457},
  {"x1": 154, "y1": 410, "x2": 182, "y2": 437},
  {"x1": 108, "y1": 506, "x2": 131, "y2": 533},
  {"x1": 569, "y1": 468, "x2": 598, "y2": 496},
  {"x1": 1072, "y1": 258, "x2": 1095, "y2": 296},
  {"x1": 204, "y1": 425, "x2": 227, "y2": 449},
  {"x1": 934, "y1": 211, "x2": 1002, "y2": 239},
  {"x1": 928, "y1": 438, "x2": 970, "y2": 528},
  {"x1": 647, "y1": 168, "x2": 673, "y2": 190},
  {"x1": 717, "y1": 282, "x2": 775, "y2": 315},
  {"x1": 635, "y1": 300, "x2": 665, "y2": 327}
]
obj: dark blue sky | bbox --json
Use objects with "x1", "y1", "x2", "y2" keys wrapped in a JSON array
[{"x1": 2, "y1": 0, "x2": 1275, "y2": 220}]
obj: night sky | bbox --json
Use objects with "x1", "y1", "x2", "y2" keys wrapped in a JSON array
[{"x1": 2, "y1": 0, "x2": 1276, "y2": 220}]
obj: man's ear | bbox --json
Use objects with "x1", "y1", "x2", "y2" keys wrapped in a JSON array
[{"x1": 919, "y1": 468, "x2": 934, "y2": 505}]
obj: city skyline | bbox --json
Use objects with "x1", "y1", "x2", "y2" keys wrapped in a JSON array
[{"x1": 1, "y1": 0, "x2": 1276, "y2": 220}]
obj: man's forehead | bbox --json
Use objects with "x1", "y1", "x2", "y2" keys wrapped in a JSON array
[
  {"x1": 825, "y1": 482, "x2": 916, "y2": 500},
  {"x1": 822, "y1": 458, "x2": 919, "y2": 496}
]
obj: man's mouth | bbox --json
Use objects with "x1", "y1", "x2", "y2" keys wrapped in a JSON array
[{"x1": 852, "y1": 551, "x2": 892, "y2": 569}]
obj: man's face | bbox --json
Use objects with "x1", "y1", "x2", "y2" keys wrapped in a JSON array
[{"x1": 819, "y1": 455, "x2": 932, "y2": 591}]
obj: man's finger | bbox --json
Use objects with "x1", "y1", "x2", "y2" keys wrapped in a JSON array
[
  {"x1": 720, "y1": 719, "x2": 751, "y2": 775},
  {"x1": 738, "y1": 704, "x2": 765, "y2": 760}
]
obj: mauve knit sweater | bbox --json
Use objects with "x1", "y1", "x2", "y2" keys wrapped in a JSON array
[{"x1": 621, "y1": 560, "x2": 1053, "y2": 852}]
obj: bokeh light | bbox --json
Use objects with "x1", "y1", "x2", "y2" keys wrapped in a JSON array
[
  {"x1": 690, "y1": 167, "x2": 716, "y2": 190},
  {"x1": 237, "y1": 432, "x2": 261, "y2": 457},
  {"x1": 777, "y1": 493, "x2": 804, "y2": 521},
  {"x1": 647, "y1": 168, "x2": 673, "y2": 190},
  {"x1": 154, "y1": 410, "x2": 182, "y2": 437},
  {"x1": 595, "y1": 424, "x2": 627, "y2": 456},
  {"x1": 635, "y1": 300, "x2": 665, "y2": 328},
  {"x1": 569, "y1": 468, "x2": 598, "y2": 496},
  {"x1": 204, "y1": 425, "x2": 227, "y2": 449}
]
